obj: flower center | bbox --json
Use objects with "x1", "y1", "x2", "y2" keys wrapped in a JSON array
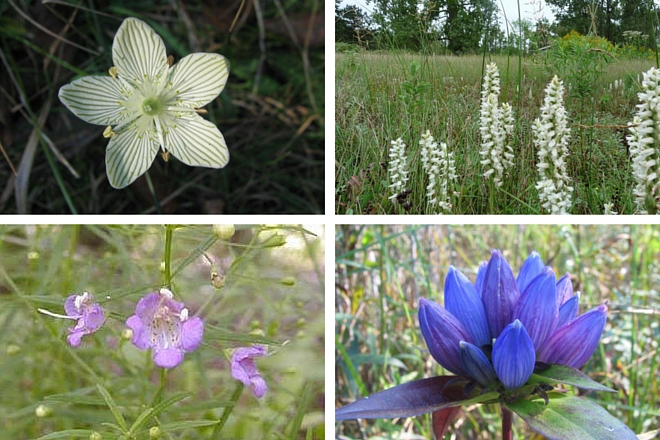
[{"x1": 141, "y1": 97, "x2": 163, "y2": 116}]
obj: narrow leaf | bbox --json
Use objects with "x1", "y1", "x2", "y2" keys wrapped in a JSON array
[
  {"x1": 507, "y1": 394, "x2": 637, "y2": 440},
  {"x1": 96, "y1": 384, "x2": 127, "y2": 432},
  {"x1": 531, "y1": 364, "x2": 615, "y2": 392},
  {"x1": 336, "y1": 375, "x2": 499, "y2": 420},
  {"x1": 34, "y1": 430, "x2": 92, "y2": 440}
]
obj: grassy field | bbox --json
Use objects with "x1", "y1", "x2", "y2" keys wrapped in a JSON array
[
  {"x1": 0, "y1": 225, "x2": 325, "y2": 439},
  {"x1": 0, "y1": 1, "x2": 324, "y2": 214},
  {"x1": 335, "y1": 51, "x2": 656, "y2": 214},
  {"x1": 335, "y1": 224, "x2": 660, "y2": 439}
]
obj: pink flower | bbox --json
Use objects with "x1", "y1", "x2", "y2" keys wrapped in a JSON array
[{"x1": 126, "y1": 288, "x2": 203, "y2": 368}]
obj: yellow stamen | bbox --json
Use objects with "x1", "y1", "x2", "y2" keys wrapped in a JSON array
[
  {"x1": 103, "y1": 126, "x2": 115, "y2": 138},
  {"x1": 109, "y1": 66, "x2": 119, "y2": 79}
]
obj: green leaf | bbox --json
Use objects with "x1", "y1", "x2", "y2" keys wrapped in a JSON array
[
  {"x1": 159, "y1": 420, "x2": 218, "y2": 430},
  {"x1": 506, "y1": 394, "x2": 638, "y2": 440},
  {"x1": 531, "y1": 364, "x2": 616, "y2": 392},
  {"x1": 33, "y1": 430, "x2": 92, "y2": 439},
  {"x1": 96, "y1": 384, "x2": 127, "y2": 432}
]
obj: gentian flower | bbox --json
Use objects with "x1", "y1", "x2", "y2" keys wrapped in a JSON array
[
  {"x1": 38, "y1": 292, "x2": 106, "y2": 347},
  {"x1": 231, "y1": 345, "x2": 268, "y2": 398},
  {"x1": 126, "y1": 288, "x2": 203, "y2": 368},
  {"x1": 59, "y1": 17, "x2": 230, "y2": 188},
  {"x1": 336, "y1": 250, "x2": 634, "y2": 440}
]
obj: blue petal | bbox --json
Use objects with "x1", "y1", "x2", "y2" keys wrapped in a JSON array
[
  {"x1": 418, "y1": 298, "x2": 473, "y2": 377},
  {"x1": 555, "y1": 273, "x2": 574, "y2": 307},
  {"x1": 492, "y1": 319, "x2": 536, "y2": 389},
  {"x1": 516, "y1": 251, "x2": 544, "y2": 293},
  {"x1": 445, "y1": 266, "x2": 491, "y2": 348},
  {"x1": 459, "y1": 341, "x2": 498, "y2": 387},
  {"x1": 557, "y1": 294, "x2": 579, "y2": 328},
  {"x1": 475, "y1": 261, "x2": 487, "y2": 298},
  {"x1": 481, "y1": 250, "x2": 520, "y2": 338},
  {"x1": 513, "y1": 266, "x2": 558, "y2": 351}
]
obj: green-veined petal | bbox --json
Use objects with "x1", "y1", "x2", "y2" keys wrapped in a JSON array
[
  {"x1": 112, "y1": 18, "x2": 168, "y2": 86},
  {"x1": 105, "y1": 124, "x2": 160, "y2": 188},
  {"x1": 59, "y1": 76, "x2": 125, "y2": 125},
  {"x1": 167, "y1": 53, "x2": 229, "y2": 108},
  {"x1": 164, "y1": 114, "x2": 229, "y2": 168}
]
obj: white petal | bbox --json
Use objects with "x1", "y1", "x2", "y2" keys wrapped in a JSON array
[
  {"x1": 167, "y1": 53, "x2": 229, "y2": 108},
  {"x1": 59, "y1": 76, "x2": 124, "y2": 125},
  {"x1": 105, "y1": 125, "x2": 160, "y2": 188},
  {"x1": 112, "y1": 18, "x2": 168, "y2": 85},
  {"x1": 164, "y1": 114, "x2": 229, "y2": 168}
]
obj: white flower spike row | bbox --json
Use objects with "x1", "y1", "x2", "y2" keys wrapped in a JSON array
[{"x1": 59, "y1": 17, "x2": 230, "y2": 188}]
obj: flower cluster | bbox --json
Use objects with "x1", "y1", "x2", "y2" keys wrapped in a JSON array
[
  {"x1": 533, "y1": 76, "x2": 573, "y2": 215},
  {"x1": 59, "y1": 17, "x2": 230, "y2": 189},
  {"x1": 420, "y1": 250, "x2": 607, "y2": 391},
  {"x1": 479, "y1": 62, "x2": 515, "y2": 187},
  {"x1": 627, "y1": 67, "x2": 660, "y2": 214},
  {"x1": 420, "y1": 130, "x2": 456, "y2": 214},
  {"x1": 387, "y1": 138, "x2": 410, "y2": 200}
]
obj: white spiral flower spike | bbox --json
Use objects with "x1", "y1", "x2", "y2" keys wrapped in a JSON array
[
  {"x1": 59, "y1": 17, "x2": 230, "y2": 188},
  {"x1": 388, "y1": 138, "x2": 409, "y2": 200}
]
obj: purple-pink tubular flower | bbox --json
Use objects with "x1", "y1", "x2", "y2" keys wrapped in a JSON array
[
  {"x1": 126, "y1": 288, "x2": 203, "y2": 369},
  {"x1": 419, "y1": 250, "x2": 608, "y2": 391},
  {"x1": 64, "y1": 292, "x2": 106, "y2": 347},
  {"x1": 231, "y1": 345, "x2": 268, "y2": 398}
]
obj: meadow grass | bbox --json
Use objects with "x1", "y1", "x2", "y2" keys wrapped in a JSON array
[
  {"x1": 0, "y1": 225, "x2": 324, "y2": 439},
  {"x1": 335, "y1": 51, "x2": 656, "y2": 214},
  {"x1": 335, "y1": 224, "x2": 660, "y2": 439}
]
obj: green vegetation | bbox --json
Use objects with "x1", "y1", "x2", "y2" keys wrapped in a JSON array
[
  {"x1": 0, "y1": 225, "x2": 324, "y2": 439},
  {"x1": 336, "y1": 224, "x2": 660, "y2": 438},
  {"x1": 0, "y1": 1, "x2": 323, "y2": 214},
  {"x1": 335, "y1": 48, "x2": 655, "y2": 214}
]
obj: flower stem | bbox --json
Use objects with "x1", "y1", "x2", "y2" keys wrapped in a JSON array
[
  {"x1": 163, "y1": 226, "x2": 173, "y2": 288},
  {"x1": 210, "y1": 382, "x2": 244, "y2": 439},
  {"x1": 144, "y1": 170, "x2": 162, "y2": 214},
  {"x1": 501, "y1": 405, "x2": 513, "y2": 440}
]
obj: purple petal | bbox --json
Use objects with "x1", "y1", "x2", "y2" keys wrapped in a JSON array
[
  {"x1": 231, "y1": 345, "x2": 268, "y2": 398},
  {"x1": 248, "y1": 375, "x2": 268, "y2": 398},
  {"x1": 418, "y1": 298, "x2": 473, "y2": 377},
  {"x1": 537, "y1": 304, "x2": 607, "y2": 369},
  {"x1": 84, "y1": 304, "x2": 106, "y2": 331},
  {"x1": 181, "y1": 317, "x2": 204, "y2": 351},
  {"x1": 153, "y1": 348, "x2": 184, "y2": 368},
  {"x1": 513, "y1": 267, "x2": 558, "y2": 351},
  {"x1": 134, "y1": 293, "x2": 161, "y2": 320},
  {"x1": 64, "y1": 295, "x2": 80, "y2": 317},
  {"x1": 445, "y1": 266, "x2": 491, "y2": 347},
  {"x1": 126, "y1": 315, "x2": 149, "y2": 349},
  {"x1": 459, "y1": 341, "x2": 498, "y2": 387},
  {"x1": 557, "y1": 295, "x2": 579, "y2": 328},
  {"x1": 474, "y1": 261, "x2": 487, "y2": 298},
  {"x1": 492, "y1": 319, "x2": 535, "y2": 389},
  {"x1": 67, "y1": 331, "x2": 84, "y2": 347},
  {"x1": 555, "y1": 273, "x2": 574, "y2": 307},
  {"x1": 481, "y1": 250, "x2": 520, "y2": 338},
  {"x1": 516, "y1": 251, "x2": 544, "y2": 293}
]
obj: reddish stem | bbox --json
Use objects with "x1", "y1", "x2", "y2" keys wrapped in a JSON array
[{"x1": 502, "y1": 405, "x2": 513, "y2": 440}]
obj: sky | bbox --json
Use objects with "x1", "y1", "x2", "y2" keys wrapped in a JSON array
[{"x1": 339, "y1": 0, "x2": 556, "y2": 31}]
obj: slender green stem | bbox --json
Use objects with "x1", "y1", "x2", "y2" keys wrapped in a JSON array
[
  {"x1": 151, "y1": 368, "x2": 167, "y2": 408},
  {"x1": 144, "y1": 170, "x2": 162, "y2": 214},
  {"x1": 163, "y1": 226, "x2": 173, "y2": 288},
  {"x1": 210, "y1": 382, "x2": 244, "y2": 439}
]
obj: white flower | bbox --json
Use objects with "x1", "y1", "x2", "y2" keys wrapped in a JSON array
[
  {"x1": 59, "y1": 18, "x2": 230, "y2": 188},
  {"x1": 627, "y1": 67, "x2": 660, "y2": 214},
  {"x1": 388, "y1": 138, "x2": 409, "y2": 200},
  {"x1": 603, "y1": 203, "x2": 617, "y2": 215},
  {"x1": 419, "y1": 130, "x2": 456, "y2": 213},
  {"x1": 533, "y1": 75, "x2": 573, "y2": 215},
  {"x1": 479, "y1": 63, "x2": 514, "y2": 187}
]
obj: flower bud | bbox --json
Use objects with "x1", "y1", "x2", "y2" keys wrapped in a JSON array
[
  {"x1": 35, "y1": 405, "x2": 52, "y2": 418},
  {"x1": 89, "y1": 432, "x2": 102, "y2": 440},
  {"x1": 516, "y1": 251, "x2": 544, "y2": 293},
  {"x1": 492, "y1": 320, "x2": 535, "y2": 389},
  {"x1": 213, "y1": 225, "x2": 235, "y2": 240},
  {"x1": 482, "y1": 250, "x2": 520, "y2": 338},
  {"x1": 149, "y1": 426, "x2": 161, "y2": 438},
  {"x1": 556, "y1": 294, "x2": 579, "y2": 328},
  {"x1": 513, "y1": 267, "x2": 558, "y2": 351},
  {"x1": 459, "y1": 341, "x2": 498, "y2": 387},
  {"x1": 555, "y1": 273, "x2": 573, "y2": 307},
  {"x1": 445, "y1": 266, "x2": 490, "y2": 348}
]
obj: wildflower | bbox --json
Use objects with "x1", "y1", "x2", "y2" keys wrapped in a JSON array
[
  {"x1": 603, "y1": 203, "x2": 618, "y2": 215},
  {"x1": 59, "y1": 17, "x2": 230, "y2": 188},
  {"x1": 387, "y1": 138, "x2": 409, "y2": 200},
  {"x1": 231, "y1": 345, "x2": 268, "y2": 398},
  {"x1": 336, "y1": 250, "x2": 623, "y2": 440},
  {"x1": 479, "y1": 63, "x2": 514, "y2": 187},
  {"x1": 533, "y1": 75, "x2": 573, "y2": 214},
  {"x1": 419, "y1": 130, "x2": 456, "y2": 213},
  {"x1": 126, "y1": 288, "x2": 203, "y2": 368},
  {"x1": 38, "y1": 292, "x2": 106, "y2": 347},
  {"x1": 627, "y1": 67, "x2": 660, "y2": 214}
]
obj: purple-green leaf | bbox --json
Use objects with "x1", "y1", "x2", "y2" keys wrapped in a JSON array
[
  {"x1": 506, "y1": 394, "x2": 637, "y2": 440},
  {"x1": 530, "y1": 363, "x2": 616, "y2": 393},
  {"x1": 335, "y1": 375, "x2": 499, "y2": 420}
]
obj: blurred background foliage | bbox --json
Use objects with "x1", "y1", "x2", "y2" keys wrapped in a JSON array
[
  {"x1": 335, "y1": 225, "x2": 660, "y2": 439},
  {"x1": 0, "y1": 0, "x2": 324, "y2": 213},
  {"x1": 0, "y1": 224, "x2": 325, "y2": 439}
]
